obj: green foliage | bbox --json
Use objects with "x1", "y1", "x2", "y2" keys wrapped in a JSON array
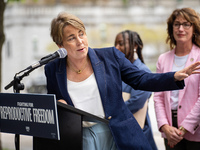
[
  {"x1": 7, "y1": 0, "x2": 38, "y2": 3},
  {"x1": 122, "y1": 0, "x2": 128, "y2": 5},
  {"x1": 8, "y1": 0, "x2": 21, "y2": 1},
  {"x1": 120, "y1": 23, "x2": 167, "y2": 44}
]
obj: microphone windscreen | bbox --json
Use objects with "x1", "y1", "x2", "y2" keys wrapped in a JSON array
[{"x1": 58, "y1": 48, "x2": 67, "y2": 58}]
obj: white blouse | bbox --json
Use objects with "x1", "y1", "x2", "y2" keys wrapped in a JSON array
[
  {"x1": 67, "y1": 73, "x2": 105, "y2": 126},
  {"x1": 171, "y1": 54, "x2": 189, "y2": 110}
]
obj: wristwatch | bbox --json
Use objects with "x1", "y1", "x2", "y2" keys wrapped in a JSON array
[{"x1": 179, "y1": 126, "x2": 187, "y2": 133}]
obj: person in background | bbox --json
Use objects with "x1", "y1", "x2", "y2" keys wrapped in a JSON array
[
  {"x1": 45, "y1": 12, "x2": 200, "y2": 150},
  {"x1": 154, "y1": 7, "x2": 200, "y2": 150},
  {"x1": 115, "y1": 30, "x2": 157, "y2": 150}
]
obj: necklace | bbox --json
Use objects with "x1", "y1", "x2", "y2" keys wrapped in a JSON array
[
  {"x1": 173, "y1": 60, "x2": 186, "y2": 67},
  {"x1": 67, "y1": 58, "x2": 88, "y2": 74},
  {"x1": 173, "y1": 56, "x2": 188, "y2": 67}
]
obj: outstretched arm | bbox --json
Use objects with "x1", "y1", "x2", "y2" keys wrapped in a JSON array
[{"x1": 174, "y1": 61, "x2": 200, "y2": 81}]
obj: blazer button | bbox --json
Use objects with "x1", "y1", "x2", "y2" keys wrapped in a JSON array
[
  {"x1": 108, "y1": 116, "x2": 112, "y2": 120},
  {"x1": 179, "y1": 105, "x2": 182, "y2": 109}
]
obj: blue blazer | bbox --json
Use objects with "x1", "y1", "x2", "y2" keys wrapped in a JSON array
[
  {"x1": 122, "y1": 58, "x2": 157, "y2": 150},
  {"x1": 123, "y1": 59, "x2": 152, "y2": 113},
  {"x1": 45, "y1": 47, "x2": 184, "y2": 150}
]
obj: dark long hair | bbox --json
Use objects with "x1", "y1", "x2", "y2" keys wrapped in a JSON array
[{"x1": 118, "y1": 30, "x2": 144, "y2": 63}]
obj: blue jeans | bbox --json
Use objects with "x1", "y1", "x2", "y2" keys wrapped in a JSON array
[{"x1": 83, "y1": 123, "x2": 117, "y2": 150}]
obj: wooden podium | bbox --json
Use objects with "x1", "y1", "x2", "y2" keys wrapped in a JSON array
[{"x1": 33, "y1": 102, "x2": 109, "y2": 150}]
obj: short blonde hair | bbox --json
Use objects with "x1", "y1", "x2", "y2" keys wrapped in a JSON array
[{"x1": 50, "y1": 12, "x2": 85, "y2": 46}]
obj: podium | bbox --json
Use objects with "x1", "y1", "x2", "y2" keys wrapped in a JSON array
[
  {"x1": 0, "y1": 93, "x2": 108, "y2": 150},
  {"x1": 0, "y1": 93, "x2": 60, "y2": 140},
  {"x1": 33, "y1": 101, "x2": 109, "y2": 150}
]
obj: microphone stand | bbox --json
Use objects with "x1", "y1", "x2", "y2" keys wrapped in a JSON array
[
  {"x1": 12, "y1": 75, "x2": 24, "y2": 150},
  {"x1": 4, "y1": 66, "x2": 41, "y2": 150},
  {"x1": 4, "y1": 52, "x2": 63, "y2": 150},
  {"x1": 4, "y1": 64, "x2": 41, "y2": 91}
]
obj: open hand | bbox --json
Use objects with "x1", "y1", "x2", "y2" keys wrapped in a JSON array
[{"x1": 174, "y1": 61, "x2": 200, "y2": 81}]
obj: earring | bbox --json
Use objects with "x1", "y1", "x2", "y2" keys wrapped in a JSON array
[{"x1": 134, "y1": 49, "x2": 136, "y2": 52}]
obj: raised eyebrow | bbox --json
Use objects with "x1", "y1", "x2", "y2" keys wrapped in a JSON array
[
  {"x1": 67, "y1": 30, "x2": 83, "y2": 38},
  {"x1": 67, "y1": 34, "x2": 74, "y2": 39},
  {"x1": 79, "y1": 30, "x2": 84, "y2": 33}
]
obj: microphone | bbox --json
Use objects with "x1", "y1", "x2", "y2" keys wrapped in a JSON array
[
  {"x1": 4, "y1": 48, "x2": 67, "y2": 90},
  {"x1": 26, "y1": 48, "x2": 67, "y2": 70}
]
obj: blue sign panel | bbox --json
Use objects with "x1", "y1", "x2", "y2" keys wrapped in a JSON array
[{"x1": 0, "y1": 93, "x2": 60, "y2": 140}]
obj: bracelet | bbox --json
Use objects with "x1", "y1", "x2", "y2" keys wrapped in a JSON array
[{"x1": 179, "y1": 126, "x2": 187, "y2": 133}]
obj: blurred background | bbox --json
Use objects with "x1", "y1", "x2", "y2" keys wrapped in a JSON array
[{"x1": 1, "y1": 0, "x2": 200, "y2": 150}]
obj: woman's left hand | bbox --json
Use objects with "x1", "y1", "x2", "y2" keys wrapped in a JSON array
[
  {"x1": 174, "y1": 61, "x2": 200, "y2": 81},
  {"x1": 58, "y1": 99, "x2": 68, "y2": 105}
]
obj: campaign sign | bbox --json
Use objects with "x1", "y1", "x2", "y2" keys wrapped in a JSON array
[{"x1": 0, "y1": 93, "x2": 60, "y2": 140}]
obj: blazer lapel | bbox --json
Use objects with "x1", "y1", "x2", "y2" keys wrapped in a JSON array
[
  {"x1": 166, "y1": 50, "x2": 175, "y2": 72},
  {"x1": 55, "y1": 48, "x2": 108, "y2": 107},
  {"x1": 166, "y1": 50, "x2": 176, "y2": 104},
  {"x1": 56, "y1": 58, "x2": 74, "y2": 106},
  {"x1": 88, "y1": 48, "x2": 107, "y2": 107},
  {"x1": 179, "y1": 44, "x2": 198, "y2": 102}
]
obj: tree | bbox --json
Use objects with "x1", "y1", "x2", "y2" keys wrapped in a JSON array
[
  {"x1": 0, "y1": 1, "x2": 7, "y2": 149},
  {"x1": 0, "y1": 0, "x2": 6, "y2": 93}
]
